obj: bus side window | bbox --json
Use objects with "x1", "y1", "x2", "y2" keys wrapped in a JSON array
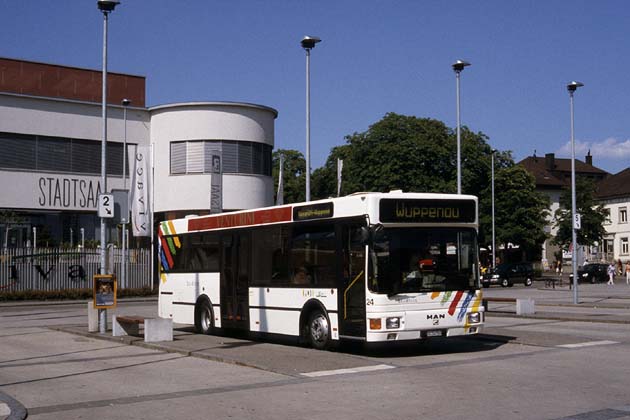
[
  {"x1": 252, "y1": 226, "x2": 289, "y2": 286},
  {"x1": 290, "y1": 225, "x2": 336, "y2": 288}
]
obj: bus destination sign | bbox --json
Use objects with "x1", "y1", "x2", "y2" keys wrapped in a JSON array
[
  {"x1": 379, "y1": 198, "x2": 476, "y2": 223},
  {"x1": 293, "y1": 202, "x2": 334, "y2": 221}
]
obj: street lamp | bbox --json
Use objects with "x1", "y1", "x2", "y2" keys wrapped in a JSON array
[
  {"x1": 121, "y1": 98, "x2": 130, "y2": 290},
  {"x1": 97, "y1": 0, "x2": 120, "y2": 333},
  {"x1": 567, "y1": 81, "x2": 583, "y2": 305},
  {"x1": 491, "y1": 149, "x2": 497, "y2": 269},
  {"x1": 452, "y1": 60, "x2": 470, "y2": 195},
  {"x1": 301, "y1": 35, "x2": 321, "y2": 202}
]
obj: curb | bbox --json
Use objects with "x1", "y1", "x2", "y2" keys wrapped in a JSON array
[
  {"x1": 0, "y1": 391, "x2": 27, "y2": 420},
  {"x1": 486, "y1": 311, "x2": 630, "y2": 324},
  {"x1": 49, "y1": 325, "x2": 297, "y2": 377}
]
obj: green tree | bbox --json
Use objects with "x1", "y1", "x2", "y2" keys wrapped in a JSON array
[
  {"x1": 273, "y1": 149, "x2": 306, "y2": 204},
  {"x1": 312, "y1": 113, "x2": 496, "y2": 196},
  {"x1": 476, "y1": 150, "x2": 516, "y2": 248},
  {"x1": 552, "y1": 177, "x2": 607, "y2": 249},
  {"x1": 488, "y1": 166, "x2": 550, "y2": 261}
]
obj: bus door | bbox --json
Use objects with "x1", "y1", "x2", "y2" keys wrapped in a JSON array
[
  {"x1": 338, "y1": 225, "x2": 366, "y2": 338},
  {"x1": 220, "y1": 232, "x2": 250, "y2": 330}
]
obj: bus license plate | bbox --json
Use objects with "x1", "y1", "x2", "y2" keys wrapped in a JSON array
[{"x1": 426, "y1": 330, "x2": 443, "y2": 338}]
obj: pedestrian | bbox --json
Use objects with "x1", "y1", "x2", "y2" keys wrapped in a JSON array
[
  {"x1": 617, "y1": 259, "x2": 623, "y2": 276},
  {"x1": 607, "y1": 262, "x2": 615, "y2": 286},
  {"x1": 625, "y1": 261, "x2": 630, "y2": 285}
]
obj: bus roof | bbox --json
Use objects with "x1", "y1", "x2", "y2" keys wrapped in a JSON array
[{"x1": 159, "y1": 192, "x2": 477, "y2": 235}]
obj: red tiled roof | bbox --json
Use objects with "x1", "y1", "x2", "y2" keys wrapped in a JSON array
[
  {"x1": 518, "y1": 154, "x2": 609, "y2": 189},
  {"x1": 595, "y1": 168, "x2": 630, "y2": 199}
]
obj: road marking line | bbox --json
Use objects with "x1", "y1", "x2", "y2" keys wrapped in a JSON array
[
  {"x1": 301, "y1": 364, "x2": 395, "y2": 377},
  {"x1": 557, "y1": 340, "x2": 619, "y2": 348}
]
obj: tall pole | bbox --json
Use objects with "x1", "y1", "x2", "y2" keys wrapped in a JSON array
[
  {"x1": 97, "y1": 0, "x2": 119, "y2": 333},
  {"x1": 452, "y1": 60, "x2": 470, "y2": 195},
  {"x1": 301, "y1": 36, "x2": 321, "y2": 202},
  {"x1": 568, "y1": 81, "x2": 583, "y2": 305},
  {"x1": 491, "y1": 149, "x2": 496, "y2": 269},
  {"x1": 99, "y1": 8, "x2": 109, "y2": 334},
  {"x1": 305, "y1": 48, "x2": 311, "y2": 201},
  {"x1": 122, "y1": 99, "x2": 130, "y2": 289},
  {"x1": 100, "y1": 9, "x2": 108, "y2": 278}
]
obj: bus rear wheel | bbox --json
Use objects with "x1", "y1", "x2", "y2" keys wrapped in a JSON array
[
  {"x1": 195, "y1": 299, "x2": 214, "y2": 335},
  {"x1": 307, "y1": 311, "x2": 331, "y2": 350}
]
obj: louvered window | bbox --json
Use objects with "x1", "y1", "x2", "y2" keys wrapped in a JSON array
[
  {"x1": 170, "y1": 142, "x2": 187, "y2": 174},
  {"x1": 187, "y1": 141, "x2": 204, "y2": 173},
  {"x1": 0, "y1": 131, "x2": 125, "y2": 176}
]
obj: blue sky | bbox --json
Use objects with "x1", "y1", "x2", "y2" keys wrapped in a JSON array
[{"x1": 2, "y1": 1, "x2": 629, "y2": 174}]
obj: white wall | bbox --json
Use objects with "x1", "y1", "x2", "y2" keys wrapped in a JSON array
[
  {"x1": 602, "y1": 199, "x2": 630, "y2": 261},
  {"x1": 0, "y1": 93, "x2": 150, "y2": 145},
  {"x1": 0, "y1": 93, "x2": 150, "y2": 211},
  {"x1": 149, "y1": 102, "x2": 277, "y2": 213}
]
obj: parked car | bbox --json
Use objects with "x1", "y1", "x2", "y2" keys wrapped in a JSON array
[
  {"x1": 482, "y1": 262, "x2": 534, "y2": 287},
  {"x1": 569, "y1": 263, "x2": 609, "y2": 284}
]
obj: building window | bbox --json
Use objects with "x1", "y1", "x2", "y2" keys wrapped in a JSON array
[
  {"x1": 604, "y1": 208, "x2": 612, "y2": 225},
  {"x1": 0, "y1": 131, "x2": 125, "y2": 176},
  {"x1": 620, "y1": 207, "x2": 627, "y2": 224},
  {"x1": 170, "y1": 140, "x2": 272, "y2": 176},
  {"x1": 622, "y1": 238, "x2": 629, "y2": 256}
]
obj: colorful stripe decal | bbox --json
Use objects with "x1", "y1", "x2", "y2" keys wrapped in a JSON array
[
  {"x1": 429, "y1": 290, "x2": 481, "y2": 323},
  {"x1": 440, "y1": 291, "x2": 452, "y2": 305},
  {"x1": 159, "y1": 221, "x2": 181, "y2": 271},
  {"x1": 457, "y1": 291, "x2": 475, "y2": 322},
  {"x1": 167, "y1": 221, "x2": 181, "y2": 248},
  {"x1": 448, "y1": 291, "x2": 464, "y2": 315}
]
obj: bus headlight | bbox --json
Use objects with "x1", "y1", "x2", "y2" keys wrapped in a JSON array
[
  {"x1": 386, "y1": 317, "x2": 400, "y2": 329},
  {"x1": 467, "y1": 312, "x2": 481, "y2": 324}
]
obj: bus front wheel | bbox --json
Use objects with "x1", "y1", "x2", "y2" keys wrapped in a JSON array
[
  {"x1": 307, "y1": 311, "x2": 331, "y2": 350},
  {"x1": 195, "y1": 299, "x2": 214, "y2": 335}
]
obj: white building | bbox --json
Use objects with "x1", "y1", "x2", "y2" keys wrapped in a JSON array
[
  {"x1": 0, "y1": 57, "x2": 277, "y2": 247},
  {"x1": 595, "y1": 168, "x2": 630, "y2": 263},
  {"x1": 519, "y1": 152, "x2": 609, "y2": 268}
]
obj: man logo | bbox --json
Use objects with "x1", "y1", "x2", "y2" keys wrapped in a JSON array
[{"x1": 427, "y1": 313, "x2": 445, "y2": 325}]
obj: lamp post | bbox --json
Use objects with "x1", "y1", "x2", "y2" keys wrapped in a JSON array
[
  {"x1": 301, "y1": 35, "x2": 321, "y2": 202},
  {"x1": 452, "y1": 60, "x2": 470, "y2": 195},
  {"x1": 491, "y1": 149, "x2": 497, "y2": 269},
  {"x1": 122, "y1": 98, "x2": 130, "y2": 289},
  {"x1": 567, "y1": 81, "x2": 583, "y2": 305},
  {"x1": 97, "y1": 0, "x2": 120, "y2": 333}
]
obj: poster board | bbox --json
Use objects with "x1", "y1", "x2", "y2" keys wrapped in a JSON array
[{"x1": 93, "y1": 274, "x2": 117, "y2": 309}]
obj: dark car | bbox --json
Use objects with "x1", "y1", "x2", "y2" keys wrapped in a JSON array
[
  {"x1": 482, "y1": 262, "x2": 534, "y2": 288},
  {"x1": 569, "y1": 263, "x2": 609, "y2": 284}
]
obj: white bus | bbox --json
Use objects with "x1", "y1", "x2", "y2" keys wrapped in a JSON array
[{"x1": 158, "y1": 191, "x2": 484, "y2": 350}]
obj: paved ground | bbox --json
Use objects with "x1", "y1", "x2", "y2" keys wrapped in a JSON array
[{"x1": 1, "y1": 280, "x2": 630, "y2": 420}]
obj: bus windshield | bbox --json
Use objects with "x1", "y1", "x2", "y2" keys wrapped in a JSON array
[{"x1": 369, "y1": 227, "x2": 479, "y2": 295}]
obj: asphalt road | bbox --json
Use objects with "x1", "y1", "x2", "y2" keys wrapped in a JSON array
[{"x1": 1, "y1": 283, "x2": 630, "y2": 420}]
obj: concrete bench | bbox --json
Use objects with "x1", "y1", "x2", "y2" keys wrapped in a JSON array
[
  {"x1": 483, "y1": 297, "x2": 535, "y2": 315},
  {"x1": 113, "y1": 315, "x2": 173, "y2": 342}
]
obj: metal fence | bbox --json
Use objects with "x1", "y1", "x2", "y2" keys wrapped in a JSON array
[{"x1": 0, "y1": 247, "x2": 152, "y2": 292}]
